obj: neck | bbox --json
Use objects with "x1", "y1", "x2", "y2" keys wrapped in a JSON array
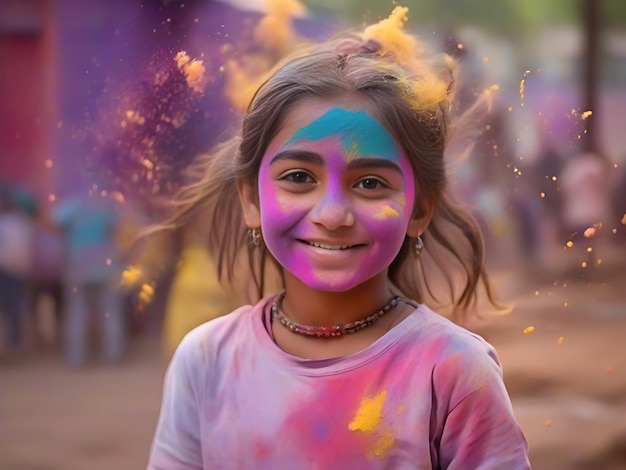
[{"x1": 281, "y1": 273, "x2": 394, "y2": 327}]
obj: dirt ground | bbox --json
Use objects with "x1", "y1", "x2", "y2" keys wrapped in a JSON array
[{"x1": 1, "y1": 245, "x2": 625, "y2": 470}]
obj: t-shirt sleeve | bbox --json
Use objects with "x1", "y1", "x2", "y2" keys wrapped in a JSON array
[
  {"x1": 147, "y1": 332, "x2": 206, "y2": 470},
  {"x1": 434, "y1": 337, "x2": 531, "y2": 469}
]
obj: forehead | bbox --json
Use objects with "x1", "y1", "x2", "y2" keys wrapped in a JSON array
[{"x1": 268, "y1": 97, "x2": 400, "y2": 158}]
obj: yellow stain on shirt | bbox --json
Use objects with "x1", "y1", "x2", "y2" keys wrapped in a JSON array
[
  {"x1": 349, "y1": 390, "x2": 387, "y2": 432},
  {"x1": 348, "y1": 390, "x2": 396, "y2": 459},
  {"x1": 368, "y1": 432, "x2": 395, "y2": 459},
  {"x1": 374, "y1": 206, "x2": 399, "y2": 220}
]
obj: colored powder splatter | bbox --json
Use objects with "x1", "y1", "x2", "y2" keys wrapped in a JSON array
[
  {"x1": 348, "y1": 390, "x2": 396, "y2": 459},
  {"x1": 120, "y1": 265, "x2": 142, "y2": 286},
  {"x1": 368, "y1": 432, "x2": 395, "y2": 459},
  {"x1": 374, "y1": 206, "x2": 400, "y2": 220},
  {"x1": 225, "y1": 3, "x2": 453, "y2": 114},
  {"x1": 138, "y1": 283, "x2": 155, "y2": 305},
  {"x1": 363, "y1": 6, "x2": 420, "y2": 68},
  {"x1": 175, "y1": 51, "x2": 206, "y2": 93},
  {"x1": 348, "y1": 390, "x2": 387, "y2": 432},
  {"x1": 224, "y1": 0, "x2": 306, "y2": 110},
  {"x1": 287, "y1": 108, "x2": 400, "y2": 161},
  {"x1": 363, "y1": 6, "x2": 449, "y2": 112},
  {"x1": 254, "y1": 0, "x2": 305, "y2": 53}
]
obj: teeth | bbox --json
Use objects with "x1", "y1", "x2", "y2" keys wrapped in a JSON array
[{"x1": 308, "y1": 241, "x2": 351, "y2": 250}]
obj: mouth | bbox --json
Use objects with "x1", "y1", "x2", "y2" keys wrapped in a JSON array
[{"x1": 301, "y1": 240, "x2": 361, "y2": 251}]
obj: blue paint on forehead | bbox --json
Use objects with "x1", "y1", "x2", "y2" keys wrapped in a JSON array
[{"x1": 286, "y1": 108, "x2": 400, "y2": 160}]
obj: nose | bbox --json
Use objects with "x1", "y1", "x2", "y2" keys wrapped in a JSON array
[{"x1": 309, "y1": 183, "x2": 355, "y2": 230}]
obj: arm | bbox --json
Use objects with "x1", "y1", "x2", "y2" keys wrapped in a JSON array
[
  {"x1": 147, "y1": 334, "x2": 206, "y2": 470},
  {"x1": 435, "y1": 340, "x2": 531, "y2": 469}
]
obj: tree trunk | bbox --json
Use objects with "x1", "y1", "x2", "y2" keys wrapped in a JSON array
[{"x1": 581, "y1": 0, "x2": 602, "y2": 157}]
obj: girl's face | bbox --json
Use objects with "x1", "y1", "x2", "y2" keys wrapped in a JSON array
[{"x1": 241, "y1": 97, "x2": 427, "y2": 292}]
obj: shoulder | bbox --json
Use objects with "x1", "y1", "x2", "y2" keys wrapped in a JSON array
[
  {"x1": 405, "y1": 305, "x2": 503, "y2": 397},
  {"x1": 176, "y1": 303, "x2": 255, "y2": 352},
  {"x1": 172, "y1": 298, "x2": 268, "y2": 369},
  {"x1": 410, "y1": 305, "x2": 499, "y2": 361}
]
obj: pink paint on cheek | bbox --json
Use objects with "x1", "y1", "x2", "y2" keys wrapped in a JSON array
[
  {"x1": 343, "y1": 205, "x2": 407, "y2": 286},
  {"x1": 258, "y1": 164, "x2": 286, "y2": 215},
  {"x1": 257, "y1": 162, "x2": 316, "y2": 280}
]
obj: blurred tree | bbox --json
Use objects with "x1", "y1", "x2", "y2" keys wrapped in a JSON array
[
  {"x1": 306, "y1": 0, "x2": 626, "y2": 36},
  {"x1": 582, "y1": 0, "x2": 601, "y2": 156}
]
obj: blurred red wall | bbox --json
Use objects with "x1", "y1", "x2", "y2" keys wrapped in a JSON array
[{"x1": 0, "y1": 0, "x2": 56, "y2": 198}]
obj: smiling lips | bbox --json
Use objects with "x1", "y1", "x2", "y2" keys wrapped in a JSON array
[{"x1": 303, "y1": 240, "x2": 359, "y2": 251}]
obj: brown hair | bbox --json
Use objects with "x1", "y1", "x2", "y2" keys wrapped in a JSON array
[{"x1": 158, "y1": 34, "x2": 504, "y2": 325}]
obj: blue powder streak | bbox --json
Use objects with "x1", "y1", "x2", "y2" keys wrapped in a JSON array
[{"x1": 287, "y1": 108, "x2": 399, "y2": 160}]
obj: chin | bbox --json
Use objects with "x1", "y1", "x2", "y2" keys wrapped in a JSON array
[{"x1": 299, "y1": 275, "x2": 367, "y2": 293}]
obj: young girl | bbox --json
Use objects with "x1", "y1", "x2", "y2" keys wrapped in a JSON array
[{"x1": 148, "y1": 7, "x2": 530, "y2": 469}]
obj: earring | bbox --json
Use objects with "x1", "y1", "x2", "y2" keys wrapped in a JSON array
[
  {"x1": 414, "y1": 235, "x2": 424, "y2": 257},
  {"x1": 248, "y1": 227, "x2": 262, "y2": 247}
]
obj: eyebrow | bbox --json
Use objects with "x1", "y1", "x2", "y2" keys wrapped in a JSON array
[
  {"x1": 270, "y1": 150, "x2": 403, "y2": 174},
  {"x1": 270, "y1": 150, "x2": 323, "y2": 166}
]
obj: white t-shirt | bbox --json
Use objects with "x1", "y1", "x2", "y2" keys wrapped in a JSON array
[
  {"x1": 560, "y1": 154, "x2": 610, "y2": 228},
  {"x1": 149, "y1": 295, "x2": 530, "y2": 469},
  {"x1": 0, "y1": 212, "x2": 34, "y2": 278}
]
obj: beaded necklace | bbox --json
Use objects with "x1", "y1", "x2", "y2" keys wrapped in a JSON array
[{"x1": 271, "y1": 293, "x2": 400, "y2": 338}]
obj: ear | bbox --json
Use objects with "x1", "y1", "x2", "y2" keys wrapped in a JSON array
[
  {"x1": 406, "y1": 202, "x2": 434, "y2": 238},
  {"x1": 236, "y1": 180, "x2": 261, "y2": 228}
]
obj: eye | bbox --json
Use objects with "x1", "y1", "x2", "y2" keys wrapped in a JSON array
[
  {"x1": 356, "y1": 177, "x2": 387, "y2": 190},
  {"x1": 280, "y1": 170, "x2": 315, "y2": 184}
]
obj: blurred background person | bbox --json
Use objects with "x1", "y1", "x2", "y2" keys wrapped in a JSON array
[
  {"x1": 611, "y1": 156, "x2": 626, "y2": 243},
  {"x1": 559, "y1": 151, "x2": 614, "y2": 278},
  {"x1": 51, "y1": 191, "x2": 125, "y2": 367},
  {"x1": 0, "y1": 182, "x2": 35, "y2": 358}
]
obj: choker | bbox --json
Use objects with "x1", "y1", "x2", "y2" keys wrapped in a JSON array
[{"x1": 271, "y1": 293, "x2": 400, "y2": 338}]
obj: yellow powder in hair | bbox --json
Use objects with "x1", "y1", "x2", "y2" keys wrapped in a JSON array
[
  {"x1": 363, "y1": 6, "x2": 420, "y2": 66},
  {"x1": 363, "y1": 6, "x2": 449, "y2": 112},
  {"x1": 410, "y1": 76, "x2": 449, "y2": 111}
]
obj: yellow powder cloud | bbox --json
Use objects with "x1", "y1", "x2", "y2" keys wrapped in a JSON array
[
  {"x1": 363, "y1": 6, "x2": 449, "y2": 112},
  {"x1": 174, "y1": 51, "x2": 206, "y2": 93},
  {"x1": 363, "y1": 6, "x2": 420, "y2": 67}
]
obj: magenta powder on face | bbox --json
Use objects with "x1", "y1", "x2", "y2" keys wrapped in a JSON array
[{"x1": 257, "y1": 105, "x2": 416, "y2": 292}]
